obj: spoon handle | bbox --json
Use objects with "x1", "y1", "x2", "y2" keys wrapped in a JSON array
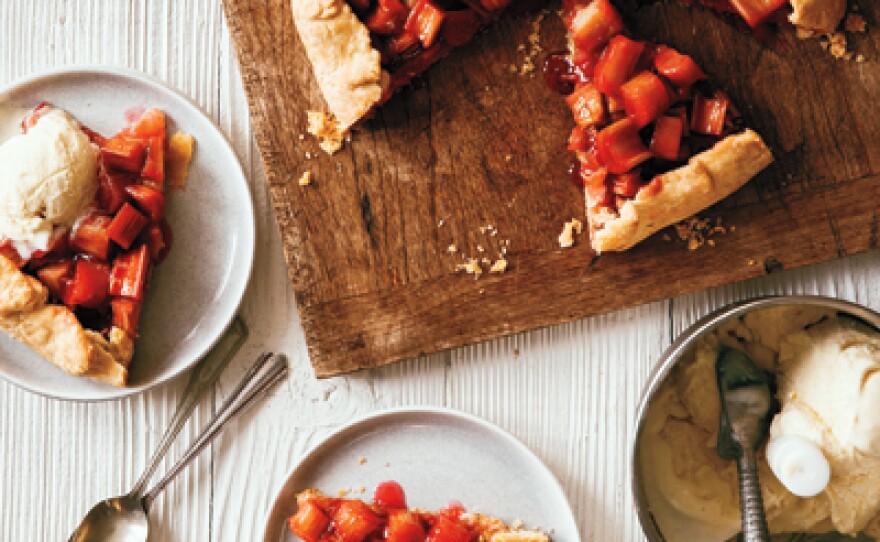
[
  {"x1": 142, "y1": 352, "x2": 288, "y2": 509},
  {"x1": 130, "y1": 317, "x2": 249, "y2": 497},
  {"x1": 737, "y1": 447, "x2": 770, "y2": 542}
]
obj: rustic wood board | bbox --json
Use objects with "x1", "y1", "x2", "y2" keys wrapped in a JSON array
[{"x1": 222, "y1": 0, "x2": 880, "y2": 377}]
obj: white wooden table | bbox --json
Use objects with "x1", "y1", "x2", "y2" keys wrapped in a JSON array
[{"x1": 2, "y1": 2, "x2": 878, "y2": 541}]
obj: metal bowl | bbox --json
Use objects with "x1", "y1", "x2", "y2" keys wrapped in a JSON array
[{"x1": 630, "y1": 295, "x2": 880, "y2": 542}]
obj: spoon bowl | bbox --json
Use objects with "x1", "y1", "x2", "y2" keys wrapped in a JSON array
[
  {"x1": 67, "y1": 328, "x2": 288, "y2": 542},
  {"x1": 69, "y1": 496, "x2": 148, "y2": 542}
]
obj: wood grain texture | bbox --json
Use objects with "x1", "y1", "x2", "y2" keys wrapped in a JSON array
[{"x1": 222, "y1": 0, "x2": 880, "y2": 377}]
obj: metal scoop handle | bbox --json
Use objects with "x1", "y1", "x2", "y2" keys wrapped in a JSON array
[{"x1": 738, "y1": 447, "x2": 770, "y2": 542}]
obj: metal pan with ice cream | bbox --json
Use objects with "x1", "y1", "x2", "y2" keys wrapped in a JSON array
[{"x1": 631, "y1": 296, "x2": 880, "y2": 542}]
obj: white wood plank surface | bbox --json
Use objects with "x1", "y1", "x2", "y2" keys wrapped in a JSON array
[{"x1": 2, "y1": 2, "x2": 880, "y2": 541}]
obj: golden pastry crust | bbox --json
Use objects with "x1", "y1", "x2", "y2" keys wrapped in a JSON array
[
  {"x1": 0, "y1": 255, "x2": 48, "y2": 314},
  {"x1": 291, "y1": 0, "x2": 389, "y2": 130},
  {"x1": 0, "y1": 255, "x2": 132, "y2": 386},
  {"x1": 588, "y1": 129, "x2": 773, "y2": 253},
  {"x1": 789, "y1": 0, "x2": 847, "y2": 33}
]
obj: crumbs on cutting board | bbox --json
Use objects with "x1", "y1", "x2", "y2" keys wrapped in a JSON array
[
  {"x1": 558, "y1": 218, "x2": 583, "y2": 248},
  {"x1": 447, "y1": 223, "x2": 511, "y2": 279},
  {"x1": 298, "y1": 171, "x2": 312, "y2": 186},
  {"x1": 306, "y1": 110, "x2": 345, "y2": 154},
  {"x1": 510, "y1": 10, "x2": 549, "y2": 76},
  {"x1": 666, "y1": 216, "x2": 730, "y2": 251},
  {"x1": 802, "y1": 3, "x2": 868, "y2": 61}
]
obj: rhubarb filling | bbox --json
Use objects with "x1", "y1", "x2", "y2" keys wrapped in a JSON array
[
  {"x1": 0, "y1": 105, "x2": 184, "y2": 339},
  {"x1": 287, "y1": 481, "x2": 548, "y2": 542},
  {"x1": 545, "y1": 0, "x2": 742, "y2": 221},
  {"x1": 345, "y1": 0, "x2": 513, "y2": 100}
]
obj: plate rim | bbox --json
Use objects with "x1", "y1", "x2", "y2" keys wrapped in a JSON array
[
  {"x1": 262, "y1": 406, "x2": 579, "y2": 542},
  {"x1": 0, "y1": 64, "x2": 256, "y2": 402}
]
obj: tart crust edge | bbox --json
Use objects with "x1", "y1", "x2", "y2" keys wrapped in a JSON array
[
  {"x1": 0, "y1": 254, "x2": 132, "y2": 386},
  {"x1": 588, "y1": 128, "x2": 773, "y2": 253},
  {"x1": 291, "y1": 0, "x2": 389, "y2": 130}
]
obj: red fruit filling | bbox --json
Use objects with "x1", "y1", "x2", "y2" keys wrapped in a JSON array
[
  {"x1": 1, "y1": 106, "x2": 180, "y2": 339},
  {"x1": 543, "y1": 0, "x2": 744, "y2": 217},
  {"x1": 345, "y1": 0, "x2": 511, "y2": 103},
  {"x1": 674, "y1": 0, "x2": 791, "y2": 46},
  {"x1": 287, "y1": 482, "x2": 500, "y2": 542}
]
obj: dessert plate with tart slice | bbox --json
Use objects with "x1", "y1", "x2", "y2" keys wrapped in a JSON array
[
  {"x1": 263, "y1": 407, "x2": 579, "y2": 542},
  {"x1": 0, "y1": 66, "x2": 255, "y2": 401}
]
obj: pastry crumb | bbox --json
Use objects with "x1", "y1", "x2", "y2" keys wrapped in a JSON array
[
  {"x1": 307, "y1": 110, "x2": 345, "y2": 154},
  {"x1": 674, "y1": 216, "x2": 729, "y2": 251},
  {"x1": 357, "y1": 456, "x2": 367, "y2": 465},
  {"x1": 845, "y1": 13, "x2": 867, "y2": 33},
  {"x1": 801, "y1": 6, "x2": 866, "y2": 61},
  {"x1": 337, "y1": 488, "x2": 350, "y2": 497},
  {"x1": 515, "y1": 10, "x2": 548, "y2": 77},
  {"x1": 438, "y1": 219, "x2": 445, "y2": 227},
  {"x1": 456, "y1": 258, "x2": 483, "y2": 279},
  {"x1": 356, "y1": 485, "x2": 366, "y2": 494},
  {"x1": 748, "y1": 258, "x2": 757, "y2": 266},
  {"x1": 825, "y1": 32, "x2": 851, "y2": 59},
  {"x1": 449, "y1": 224, "x2": 511, "y2": 279},
  {"x1": 298, "y1": 171, "x2": 312, "y2": 186},
  {"x1": 558, "y1": 218, "x2": 583, "y2": 248},
  {"x1": 489, "y1": 258, "x2": 508, "y2": 274}
]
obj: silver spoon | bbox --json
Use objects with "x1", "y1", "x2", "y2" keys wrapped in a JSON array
[
  {"x1": 716, "y1": 347, "x2": 776, "y2": 542},
  {"x1": 69, "y1": 322, "x2": 287, "y2": 542}
]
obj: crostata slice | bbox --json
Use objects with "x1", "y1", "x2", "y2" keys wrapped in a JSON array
[
  {"x1": 548, "y1": 0, "x2": 774, "y2": 252},
  {"x1": 291, "y1": 0, "x2": 512, "y2": 131},
  {"x1": 288, "y1": 481, "x2": 549, "y2": 542},
  {"x1": 0, "y1": 104, "x2": 193, "y2": 386}
]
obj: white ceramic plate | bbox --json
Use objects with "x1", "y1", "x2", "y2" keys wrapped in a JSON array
[
  {"x1": 0, "y1": 66, "x2": 255, "y2": 401},
  {"x1": 263, "y1": 407, "x2": 579, "y2": 542}
]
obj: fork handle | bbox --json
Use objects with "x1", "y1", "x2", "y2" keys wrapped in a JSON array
[
  {"x1": 738, "y1": 447, "x2": 770, "y2": 542},
  {"x1": 142, "y1": 352, "x2": 288, "y2": 509}
]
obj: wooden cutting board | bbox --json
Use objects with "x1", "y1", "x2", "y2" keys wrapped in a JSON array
[{"x1": 222, "y1": 0, "x2": 880, "y2": 377}]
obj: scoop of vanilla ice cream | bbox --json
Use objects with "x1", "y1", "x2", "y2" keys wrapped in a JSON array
[
  {"x1": 0, "y1": 107, "x2": 99, "y2": 252},
  {"x1": 770, "y1": 318, "x2": 880, "y2": 535}
]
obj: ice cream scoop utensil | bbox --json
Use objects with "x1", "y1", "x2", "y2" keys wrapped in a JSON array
[
  {"x1": 68, "y1": 346, "x2": 288, "y2": 542},
  {"x1": 716, "y1": 347, "x2": 776, "y2": 542},
  {"x1": 766, "y1": 434, "x2": 830, "y2": 498}
]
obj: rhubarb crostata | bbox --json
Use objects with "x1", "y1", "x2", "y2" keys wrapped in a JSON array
[
  {"x1": 287, "y1": 481, "x2": 549, "y2": 542},
  {"x1": 0, "y1": 104, "x2": 194, "y2": 386},
  {"x1": 291, "y1": 0, "x2": 845, "y2": 251}
]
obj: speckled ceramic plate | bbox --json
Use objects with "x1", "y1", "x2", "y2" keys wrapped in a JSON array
[
  {"x1": 0, "y1": 66, "x2": 255, "y2": 401},
  {"x1": 263, "y1": 407, "x2": 579, "y2": 542}
]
